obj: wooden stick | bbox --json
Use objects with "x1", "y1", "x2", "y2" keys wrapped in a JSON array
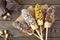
[
  {"x1": 36, "y1": 30, "x2": 43, "y2": 40},
  {"x1": 45, "y1": 28, "x2": 48, "y2": 40},
  {"x1": 40, "y1": 26, "x2": 43, "y2": 39},
  {"x1": 33, "y1": 33, "x2": 41, "y2": 40},
  {"x1": 32, "y1": 30, "x2": 41, "y2": 40}
]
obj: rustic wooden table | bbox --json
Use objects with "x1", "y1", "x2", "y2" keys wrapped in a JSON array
[{"x1": 0, "y1": 0, "x2": 60, "y2": 40}]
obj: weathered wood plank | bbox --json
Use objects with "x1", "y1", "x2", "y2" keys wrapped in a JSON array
[
  {"x1": 48, "y1": 38, "x2": 60, "y2": 40},
  {"x1": 0, "y1": 21, "x2": 60, "y2": 37},
  {"x1": 0, "y1": 36, "x2": 60, "y2": 40},
  {"x1": 0, "y1": 21, "x2": 25, "y2": 37},
  {"x1": 46, "y1": 28, "x2": 60, "y2": 38},
  {"x1": 11, "y1": 5, "x2": 60, "y2": 21},
  {"x1": 13, "y1": 36, "x2": 60, "y2": 40},
  {"x1": 0, "y1": 5, "x2": 60, "y2": 21},
  {"x1": 16, "y1": 0, "x2": 60, "y2": 5},
  {"x1": 52, "y1": 21, "x2": 60, "y2": 28},
  {"x1": 43, "y1": 21, "x2": 60, "y2": 37},
  {"x1": 13, "y1": 36, "x2": 39, "y2": 40}
]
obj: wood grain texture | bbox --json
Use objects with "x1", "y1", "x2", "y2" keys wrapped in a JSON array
[
  {"x1": 0, "y1": 36, "x2": 60, "y2": 40},
  {"x1": 0, "y1": 0, "x2": 60, "y2": 39},
  {"x1": 13, "y1": 36, "x2": 60, "y2": 40},
  {"x1": 0, "y1": 21, "x2": 25, "y2": 37},
  {"x1": 0, "y1": 21, "x2": 60, "y2": 37},
  {"x1": 0, "y1": 5, "x2": 60, "y2": 21},
  {"x1": 15, "y1": 0, "x2": 60, "y2": 5}
]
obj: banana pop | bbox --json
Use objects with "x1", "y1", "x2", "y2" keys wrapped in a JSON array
[
  {"x1": 44, "y1": 6, "x2": 56, "y2": 40},
  {"x1": 21, "y1": 9, "x2": 38, "y2": 30}
]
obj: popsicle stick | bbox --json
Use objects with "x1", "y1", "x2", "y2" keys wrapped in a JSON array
[
  {"x1": 45, "y1": 28, "x2": 48, "y2": 40},
  {"x1": 33, "y1": 33, "x2": 41, "y2": 40},
  {"x1": 40, "y1": 26, "x2": 43, "y2": 39},
  {"x1": 32, "y1": 30, "x2": 41, "y2": 40},
  {"x1": 36, "y1": 30, "x2": 43, "y2": 40}
]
